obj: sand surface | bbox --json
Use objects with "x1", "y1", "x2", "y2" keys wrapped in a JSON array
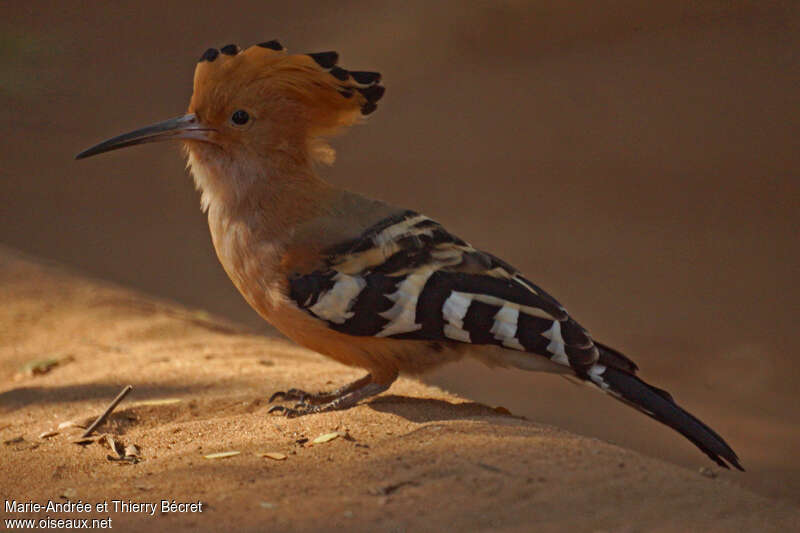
[{"x1": 2, "y1": 248, "x2": 799, "y2": 532}]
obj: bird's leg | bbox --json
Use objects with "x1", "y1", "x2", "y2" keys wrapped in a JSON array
[
  {"x1": 269, "y1": 373, "x2": 373, "y2": 405},
  {"x1": 267, "y1": 372, "x2": 394, "y2": 418}
]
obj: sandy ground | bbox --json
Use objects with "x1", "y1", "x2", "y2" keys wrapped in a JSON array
[
  {"x1": 2, "y1": 0, "x2": 799, "y2": 516},
  {"x1": 2, "y1": 248, "x2": 799, "y2": 532}
]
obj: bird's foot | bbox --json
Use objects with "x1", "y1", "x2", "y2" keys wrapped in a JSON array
[
  {"x1": 267, "y1": 378, "x2": 389, "y2": 418},
  {"x1": 268, "y1": 374, "x2": 373, "y2": 406}
]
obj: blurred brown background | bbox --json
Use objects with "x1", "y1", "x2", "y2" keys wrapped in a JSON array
[{"x1": 1, "y1": 1, "x2": 798, "y2": 504}]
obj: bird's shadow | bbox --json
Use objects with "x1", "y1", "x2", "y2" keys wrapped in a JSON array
[{"x1": 366, "y1": 394, "x2": 519, "y2": 423}]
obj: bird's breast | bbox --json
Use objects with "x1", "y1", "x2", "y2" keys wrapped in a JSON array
[{"x1": 206, "y1": 206, "x2": 288, "y2": 319}]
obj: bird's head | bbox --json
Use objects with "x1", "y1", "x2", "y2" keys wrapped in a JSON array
[{"x1": 76, "y1": 41, "x2": 384, "y2": 209}]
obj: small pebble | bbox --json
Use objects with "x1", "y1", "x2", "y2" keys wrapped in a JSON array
[{"x1": 699, "y1": 467, "x2": 717, "y2": 479}]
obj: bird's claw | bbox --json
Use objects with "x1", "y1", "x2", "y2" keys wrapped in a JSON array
[
  {"x1": 268, "y1": 391, "x2": 287, "y2": 402},
  {"x1": 267, "y1": 404, "x2": 311, "y2": 418},
  {"x1": 268, "y1": 388, "x2": 310, "y2": 403}
]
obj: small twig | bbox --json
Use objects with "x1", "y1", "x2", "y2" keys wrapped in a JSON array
[{"x1": 81, "y1": 385, "x2": 133, "y2": 438}]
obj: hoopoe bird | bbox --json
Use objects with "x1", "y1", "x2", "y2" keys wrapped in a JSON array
[{"x1": 77, "y1": 41, "x2": 742, "y2": 470}]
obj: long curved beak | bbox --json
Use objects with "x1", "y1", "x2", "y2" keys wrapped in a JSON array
[{"x1": 75, "y1": 113, "x2": 214, "y2": 160}]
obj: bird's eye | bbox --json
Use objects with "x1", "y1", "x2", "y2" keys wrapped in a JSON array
[{"x1": 231, "y1": 110, "x2": 250, "y2": 125}]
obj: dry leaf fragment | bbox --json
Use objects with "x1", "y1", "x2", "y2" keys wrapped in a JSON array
[
  {"x1": 370, "y1": 480, "x2": 420, "y2": 496},
  {"x1": 24, "y1": 358, "x2": 60, "y2": 375},
  {"x1": 39, "y1": 430, "x2": 59, "y2": 439},
  {"x1": 133, "y1": 398, "x2": 182, "y2": 406},
  {"x1": 124, "y1": 444, "x2": 140, "y2": 458},
  {"x1": 312, "y1": 432, "x2": 341, "y2": 444},
  {"x1": 261, "y1": 452, "x2": 287, "y2": 461},
  {"x1": 21, "y1": 355, "x2": 74, "y2": 376},
  {"x1": 98, "y1": 435, "x2": 140, "y2": 462},
  {"x1": 107, "y1": 442, "x2": 141, "y2": 464},
  {"x1": 98, "y1": 435, "x2": 123, "y2": 457},
  {"x1": 58, "y1": 420, "x2": 84, "y2": 430},
  {"x1": 204, "y1": 451, "x2": 240, "y2": 459}
]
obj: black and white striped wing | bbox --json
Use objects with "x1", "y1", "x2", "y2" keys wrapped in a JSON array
[
  {"x1": 288, "y1": 212, "x2": 750, "y2": 470},
  {"x1": 289, "y1": 211, "x2": 600, "y2": 375}
]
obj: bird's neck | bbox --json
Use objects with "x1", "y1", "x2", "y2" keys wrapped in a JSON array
[
  {"x1": 187, "y1": 143, "x2": 327, "y2": 212},
  {"x1": 184, "y1": 143, "x2": 339, "y2": 315}
]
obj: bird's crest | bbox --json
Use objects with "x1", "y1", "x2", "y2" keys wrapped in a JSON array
[{"x1": 190, "y1": 41, "x2": 385, "y2": 164}]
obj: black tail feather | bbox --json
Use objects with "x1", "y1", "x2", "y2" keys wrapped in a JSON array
[
  {"x1": 598, "y1": 365, "x2": 743, "y2": 471},
  {"x1": 595, "y1": 341, "x2": 639, "y2": 374}
]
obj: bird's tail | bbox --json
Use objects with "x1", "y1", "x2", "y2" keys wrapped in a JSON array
[{"x1": 588, "y1": 346, "x2": 743, "y2": 470}]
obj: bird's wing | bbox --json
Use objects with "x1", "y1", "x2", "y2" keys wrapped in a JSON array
[
  {"x1": 288, "y1": 210, "x2": 749, "y2": 471},
  {"x1": 289, "y1": 210, "x2": 625, "y2": 376}
]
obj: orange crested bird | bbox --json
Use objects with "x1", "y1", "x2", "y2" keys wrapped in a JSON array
[{"x1": 77, "y1": 41, "x2": 742, "y2": 470}]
